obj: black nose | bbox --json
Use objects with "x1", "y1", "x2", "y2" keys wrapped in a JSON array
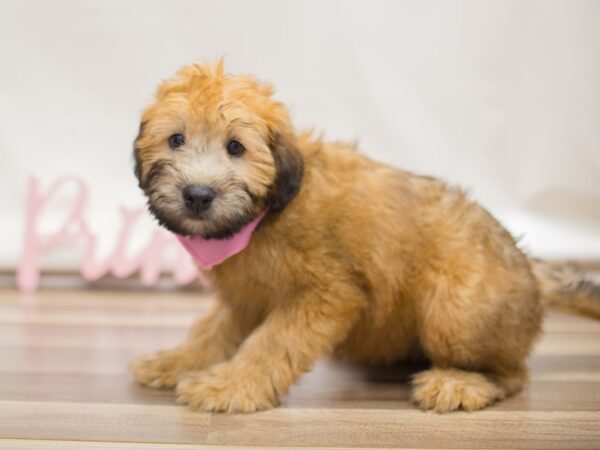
[{"x1": 182, "y1": 185, "x2": 216, "y2": 214}]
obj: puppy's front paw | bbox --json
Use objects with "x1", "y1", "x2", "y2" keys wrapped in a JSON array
[
  {"x1": 130, "y1": 347, "x2": 196, "y2": 389},
  {"x1": 176, "y1": 363, "x2": 278, "y2": 413}
]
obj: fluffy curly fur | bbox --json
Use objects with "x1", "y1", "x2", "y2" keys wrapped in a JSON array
[{"x1": 130, "y1": 62, "x2": 600, "y2": 413}]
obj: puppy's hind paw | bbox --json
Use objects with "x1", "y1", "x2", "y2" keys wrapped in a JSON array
[{"x1": 411, "y1": 368, "x2": 504, "y2": 413}]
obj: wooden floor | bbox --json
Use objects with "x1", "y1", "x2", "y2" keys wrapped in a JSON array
[{"x1": 1, "y1": 287, "x2": 599, "y2": 449}]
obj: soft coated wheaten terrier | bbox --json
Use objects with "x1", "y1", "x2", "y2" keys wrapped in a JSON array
[{"x1": 130, "y1": 62, "x2": 600, "y2": 413}]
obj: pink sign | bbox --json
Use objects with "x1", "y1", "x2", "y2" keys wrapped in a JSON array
[{"x1": 16, "y1": 176, "x2": 205, "y2": 293}]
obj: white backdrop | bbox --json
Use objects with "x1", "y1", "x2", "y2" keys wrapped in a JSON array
[{"x1": 1, "y1": 0, "x2": 599, "y2": 270}]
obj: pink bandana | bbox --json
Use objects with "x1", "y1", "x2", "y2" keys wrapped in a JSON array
[{"x1": 175, "y1": 211, "x2": 266, "y2": 270}]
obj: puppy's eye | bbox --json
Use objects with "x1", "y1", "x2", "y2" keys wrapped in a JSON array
[
  {"x1": 226, "y1": 140, "x2": 245, "y2": 157},
  {"x1": 168, "y1": 133, "x2": 185, "y2": 149}
]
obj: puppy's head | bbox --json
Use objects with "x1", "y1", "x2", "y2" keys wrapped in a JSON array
[{"x1": 134, "y1": 62, "x2": 303, "y2": 239}]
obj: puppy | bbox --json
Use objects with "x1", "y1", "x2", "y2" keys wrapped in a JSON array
[{"x1": 130, "y1": 62, "x2": 600, "y2": 413}]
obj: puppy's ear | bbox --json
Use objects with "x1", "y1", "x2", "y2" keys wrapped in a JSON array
[
  {"x1": 133, "y1": 122, "x2": 146, "y2": 189},
  {"x1": 267, "y1": 130, "x2": 304, "y2": 212}
]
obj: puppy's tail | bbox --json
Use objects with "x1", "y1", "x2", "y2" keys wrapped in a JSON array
[{"x1": 530, "y1": 258, "x2": 600, "y2": 319}]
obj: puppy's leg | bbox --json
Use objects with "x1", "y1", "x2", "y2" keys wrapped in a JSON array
[
  {"x1": 411, "y1": 272, "x2": 540, "y2": 412},
  {"x1": 130, "y1": 301, "x2": 244, "y2": 389},
  {"x1": 176, "y1": 286, "x2": 364, "y2": 412}
]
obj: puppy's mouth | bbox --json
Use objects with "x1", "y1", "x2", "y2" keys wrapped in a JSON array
[
  {"x1": 142, "y1": 176, "x2": 259, "y2": 240},
  {"x1": 146, "y1": 199, "x2": 257, "y2": 240}
]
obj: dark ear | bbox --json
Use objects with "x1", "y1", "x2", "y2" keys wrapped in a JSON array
[
  {"x1": 267, "y1": 131, "x2": 304, "y2": 212},
  {"x1": 133, "y1": 122, "x2": 146, "y2": 189}
]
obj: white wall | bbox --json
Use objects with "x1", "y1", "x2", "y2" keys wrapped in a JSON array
[{"x1": 1, "y1": 0, "x2": 599, "y2": 270}]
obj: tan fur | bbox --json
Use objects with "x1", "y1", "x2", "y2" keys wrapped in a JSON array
[{"x1": 130, "y1": 62, "x2": 594, "y2": 414}]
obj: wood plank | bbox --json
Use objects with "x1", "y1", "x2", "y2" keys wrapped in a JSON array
[
  {"x1": 534, "y1": 333, "x2": 600, "y2": 355},
  {"x1": 0, "y1": 440, "x2": 384, "y2": 450},
  {"x1": 1, "y1": 401, "x2": 598, "y2": 449},
  {"x1": 0, "y1": 288, "x2": 209, "y2": 309},
  {"x1": 0, "y1": 309, "x2": 196, "y2": 327},
  {"x1": 0, "y1": 324, "x2": 187, "y2": 349},
  {"x1": 544, "y1": 313, "x2": 600, "y2": 332}
]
